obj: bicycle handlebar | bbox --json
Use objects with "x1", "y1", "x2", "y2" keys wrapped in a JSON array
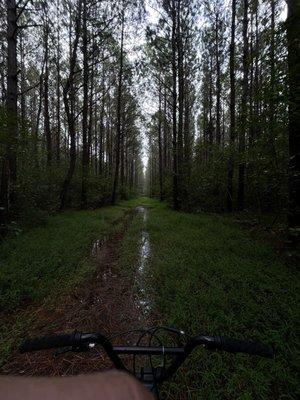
[
  {"x1": 194, "y1": 335, "x2": 274, "y2": 358},
  {"x1": 19, "y1": 330, "x2": 274, "y2": 383},
  {"x1": 20, "y1": 332, "x2": 81, "y2": 352},
  {"x1": 20, "y1": 332, "x2": 126, "y2": 370}
]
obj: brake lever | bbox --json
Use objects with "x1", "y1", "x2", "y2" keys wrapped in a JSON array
[{"x1": 53, "y1": 344, "x2": 90, "y2": 358}]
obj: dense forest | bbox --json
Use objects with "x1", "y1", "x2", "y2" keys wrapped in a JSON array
[
  {"x1": 0, "y1": 0, "x2": 299, "y2": 232},
  {"x1": 145, "y1": 0, "x2": 299, "y2": 223},
  {"x1": 0, "y1": 0, "x2": 145, "y2": 230},
  {"x1": 0, "y1": 1, "x2": 299, "y2": 398}
]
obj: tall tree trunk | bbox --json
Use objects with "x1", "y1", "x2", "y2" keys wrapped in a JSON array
[
  {"x1": 87, "y1": 41, "x2": 95, "y2": 167},
  {"x1": 163, "y1": 87, "x2": 167, "y2": 172},
  {"x1": 107, "y1": 86, "x2": 113, "y2": 179},
  {"x1": 120, "y1": 113, "x2": 125, "y2": 189},
  {"x1": 208, "y1": 53, "x2": 214, "y2": 147},
  {"x1": 43, "y1": 21, "x2": 52, "y2": 167},
  {"x1": 171, "y1": 0, "x2": 179, "y2": 210},
  {"x1": 56, "y1": 0, "x2": 61, "y2": 163},
  {"x1": 177, "y1": 0, "x2": 184, "y2": 207},
  {"x1": 111, "y1": 7, "x2": 124, "y2": 205},
  {"x1": 1, "y1": 0, "x2": 18, "y2": 218},
  {"x1": 183, "y1": 82, "x2": 192, "y2": 197},
  {"x1": 215, "y1": 11, "x2": 221, "y2": 145},
  {"x1": 158, "y1": 82, "x2": 163, "y2": 201},
  {"x1": 253, "y1": 1, "x2": 260, "y2": 141},
  {"x1": 238, "y1": 0, "x2": 249, "y2": 211},
  {"x1": 249, "y1": 10, "x2": 254, "y2": 144},
  {"x1": 287, "y1": 0, "x2": 300, "y2": 230},
  {"x1": 60, "y1": 0, "x2": 82, "y2": 210},
  {"x1": 227, "y1": 0, "x2": 236, "y2": 212},
  {"x1": 99, "y1": 99, "x2": 105, "y2": 175},
  {"x1": 34, "y1": 66, "x2": 45, "y2": 169},
  {"x1": 269, "y1": 0, "x2": 277, "y2": 163},
  {"x1": 81, "y1": 0, "x2": 89, "y2": 208},
  {"x1": 20, "y1": 35, "x2": 26, "y2": 133}
]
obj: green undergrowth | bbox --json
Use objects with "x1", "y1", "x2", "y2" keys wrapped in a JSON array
[
  {"x1": 0, "y1": 197, "x2": 298, "y2": 398},
  {"x1": 119, "y1": 196, "x2": 160, "y2": 208},
  {"x1": 0, "y1": 201, "x2": 135, "y2": 365},
  {"x1": 0, "y1": 204, "x2": 132, "y2": 311},
  {"x1": 145, "y1": 201, "x2": 299, "y2": 399}
]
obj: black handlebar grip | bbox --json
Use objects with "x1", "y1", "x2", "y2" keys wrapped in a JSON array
[
  {"x1": 214, "y1": 336, "x2": 275, "y2": 359},
  {"x1": 20, "y1": 332, "x2": 82, "y2": 353}
]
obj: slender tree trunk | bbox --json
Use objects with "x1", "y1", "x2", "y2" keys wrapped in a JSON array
[
  {"x1": 120, "y1": 113, "x2": 125, "y2": 189},
  {"x1": 163, "y1": 87, "x2": 167, "y2": 172},
  {"x1": 56, "y1": 0, "x2": 61, "y2": 163},
  {"x1": 238, "y1": 0, "x2": 249, "y2": 211},
  {"x1": 183, "y1": 84, "x2": 192, "y2": 190},
  {"x1": 81, "y1": 0, "x2": 89, "y2": 208},
  {"x1": 43, "y1": 22, "x2": 52, "y2": 167},
  {"x1": 177, "y1": 0, "x2": 184, "y2": 207},
  {"x1": 20, "y1": 35, "x2": 26, "y2": 133},
  {"x1": 60, "y1": 0, "x2": 82, "y2": 210},
  {"x1": 158, "y1": 82, "x2": 163, "y2": 201},
  {"x1": 1, "y1": 0, "x2": 18, "y2": 218},
  {"x1": 287, "y1": 0, "x2": 300, "y2": 229},
  {"x1": 227, "y1": 0, "x2": 236, "y2": 212},
  {"x1": 249, "y1": 10, "x2": 254, "y2": 143},
  {"x1": 107, "y1": 87, "x2": 113, "y2": 178},
  {"x1": 34, "y1": 66, "x2": 45, "y2": 169},
  {"x1": 111, "y1": 7, "x2": 124, "y2": 205},
  {"x1": 269, "y1": 0, "x2": 277, "y2": 163},
  {"x1": 87, "y1": 42, "x2": 95, "y2": 167},
  {"x1": 215, "y1": 11, "x2": 221, "y2": 145},
  {"x1": 171, "y1": 0, "x2": 179, "y2": 210},
  {"x1": 208, "y1": 54, "x2": 213, "y2": 147},
  {"x1": 253, "y1": 2, "x2": 260, "y2": 141},
  {"x1": 99, "y1": 100, "x2": 105, "y2": 175}
]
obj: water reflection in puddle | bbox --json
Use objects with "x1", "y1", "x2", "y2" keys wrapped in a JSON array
[
  {"x1": 135, "y1": 207, "x2": 152, "y2": 316},
  {"x1": 91, "y1": 239, "x2": 102, "y2": 257}
]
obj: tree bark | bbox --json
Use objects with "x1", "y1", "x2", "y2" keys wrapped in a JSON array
[
  {"x1": 111, "y1": 6, "x2": 124, "y2": 205},
  {"x1": 81, "y1": 0, "x2": 89, "y2": 208},
  {"x1": 1, "y1": 0, "x2": 18, "y2": 217},
  {"x1": 158, "y1": 82, "x2": 163, "y2": 201},
  {"x1": 60, "y1": 0, "x2": 82, "y2": 210},
  {"x1": 215, "y1": 11, "x2": 221, "y2": 145},
  {"x1": 237, "y1": 0, "x2": 249, "y2": 211},
  {"x1": 56, "y1": 0, "x2": 61, "y2": 163},
  {"x1": 177, "y1": 0, "x2": 184, "y2": 206},
  {"x1": 20, "y1": 34, "x2": 26, "y2": 133},
  {"x1": 171, "y1": 0, "x2": 179, "y2": 210},
  {"x1": 227, "y1": 0, "x2": 236, "y2": 212},
  {"x1": 43, "y1": 21, "x2": 52, "y2": 167},
  {"x1": 287, "y1": 0, "x2": 300, "y2": 229}
]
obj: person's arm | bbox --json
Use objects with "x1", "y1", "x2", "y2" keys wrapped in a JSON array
[{"x1": 0, "y1": 371, "x2": 154, "y2": 400}]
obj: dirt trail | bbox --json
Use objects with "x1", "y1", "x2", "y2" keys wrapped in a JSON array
[{"x1": 1, "y1": 207, "x2": 154, "y2": 376}]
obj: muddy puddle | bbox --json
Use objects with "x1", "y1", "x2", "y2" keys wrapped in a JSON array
[
  {"x1": 1, "y1": 206, "x2": 157, "y2": 376},
  {"x1": 135, "y1": 206, "x2": 152, "y2": 317}
]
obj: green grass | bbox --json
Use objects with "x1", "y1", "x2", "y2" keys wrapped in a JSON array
[
  {"x1": 142, "y1": 201, "x2": 299, "y2": 399},
  {"x1": 0, "y1": 197, "x2": 298, "y2": 398},
  {"x1": 0, "y1": 202, "x2": 135, "y2": 365},
  {"x1": 119, "y1": 196, "x2": 160, "y2": 208},
  {"x1": 0, "y1": 204, "x2": 132, "y2": 311}
]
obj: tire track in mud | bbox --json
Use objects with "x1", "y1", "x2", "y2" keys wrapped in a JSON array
[{"x1": 1, "y1": 206, "x2": 155, "y2": 376}]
